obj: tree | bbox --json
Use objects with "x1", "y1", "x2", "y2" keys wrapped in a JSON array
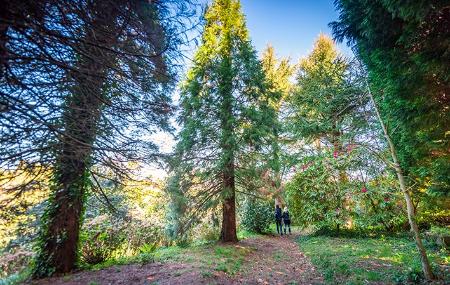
[
  {"x1": 286, "y1": 35, "x2": 368, "y2": 230},
  {"x1": 366, "y1": 80, "x2": 435, "y2": 280},
  {"x1": 172, "y1": 0, "x2": 274, "y2": 242},
  {"x1": 288, "y1": 34, "x2": 364, "y2": 154},
  {"x1": 260, "y1": 45, "x2": 294, "y2": 206},
  {"x1": 331, "y1": 0, "x2": 449, "y2": 200},
  {"x1": 0, "y1": 0, "x2": 195, "y2": 277},
  {"x1": 330, "y1": 0, "x2": 450, "y2": 279}
]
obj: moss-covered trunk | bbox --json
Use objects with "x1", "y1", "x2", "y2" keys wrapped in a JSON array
[{"x1": 33, "y1": 5, "x2": 114, "y2": 276}]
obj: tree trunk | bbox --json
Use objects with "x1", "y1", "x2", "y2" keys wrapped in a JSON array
[
  {"x1": 33, "y1": 3, "x2": 115, "y2": 276},
  {"x1": 34, "y1": 64, "x2": 106, "y2": 277},
  {"x1": 367, "y1": 82, "x2": 434, "y2": 280},
  {"x1": 221, "y1": 160, "x2": 238, "y2": 242},
  {"x1": 38, "y1": 160, "x2": 90, "y2": 274}
]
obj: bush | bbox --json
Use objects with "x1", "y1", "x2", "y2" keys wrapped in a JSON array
[
  {"x1": 424, "y1": 226, "x2": 450, "y2": 250},
  {"x1": 0, "y1": 249, "x2": 33, "y2": 278},
  {"x1": 286, "y1": 155, "x2": 406, "y2": 234},
  {"x1": 80, "y1": 213, "x2": 166, "y2": 265},
  {"x1": 80, "y1": 216, "x2": 125, "y2": 265},
  {"x1": 240, "y1": 198, "x2": 272, "y2": 234},
  {"x1": 195, "y1": 223, "x2": 220, "y2": 242}
]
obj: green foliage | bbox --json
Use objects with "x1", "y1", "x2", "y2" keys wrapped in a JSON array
[
  {"x1": 298, "y1": 235, "x2": 449, "y2": 284},
  {"x1": 331, "y1": 0, "x2": 450, "y2": 197},
  {"x1": 194, "y1": 222, "x2": 221, "y2": 243},
  {"x1": 169, "y1": 0, "x2": 278, "y2": 238},
  {"x1": 286, "y1": 148, "x2": 406, "y2": 233},
  {"x1": 79, "y1": 218, "x2": 124, "y2": 265},
  {"x1": 285, "y1": 152, "x2": 349, "y2": 231},
  {"x1": 425, "y1": 226, "x2": 450, "y2": 250},
  {"x1": 239, "y1": 198, "x2": 273, "y2": 234},
  {"x1": 288, "y1": 34, "x2": 365, "y2": 145},
  {"x1": 0, "y1": 172, "x2": 48, "y2": 279},
  {"x1": 259, "y1": 45, "x2": 295, "y2": 193},
  {"x1": 284, "y1": 34, "x2": 413, "y2": 235},
  {"x1": 0, "y1": 267, "x2": 31, "y2": 285},
  {"x1": 79, "y1": 179, "x2": 167, "y2": 265},
  {"x1": 0, "y1": 249, "x2": 33, "y2": 279}
]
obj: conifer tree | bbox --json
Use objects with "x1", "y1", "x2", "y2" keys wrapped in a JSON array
[
  {"x1": 173, "y1": 0, "x2": 274, "y2": 242},
  {"x1": 0, "y1": 0, "x2": 194, "y2": 277},
  {"x1": 260, "y1": 45, "x2": 294, "y2": 204},
  {"x1": 289, "y1": 34, "x2": 362, "y2": 150},
  {"x1": 331, "y1": 1, "x2": 449, "y2": 279},
  {"x1": 331, "y1": 0, "x2": 449, "y2": 200},
  {"x1": 287, "y1": 34, "x2": 367, "y2": 232}
]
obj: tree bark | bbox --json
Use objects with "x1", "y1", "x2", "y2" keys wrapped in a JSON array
[
  {"x1": 367, "y1": 82, "x2": 434, "y2": 280},
  {"x1": 33, "y1": 2, "x2": 115, "y2": 276},
  {"x1": 221, "y1": 160, "x2": 238, "y2": 242},
  {"x1": 34, "y1": 59, "x2": 107, "y2": 277}
]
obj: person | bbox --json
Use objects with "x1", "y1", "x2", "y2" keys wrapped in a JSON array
[
  {"x1": 275, "y1": 204, "x2": 283, "y2": 235},
  {"x1": 282, "y1": 206, "x2": 291, "y2": 234}
]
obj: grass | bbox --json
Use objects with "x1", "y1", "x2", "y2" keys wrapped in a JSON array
[
  {"x1": 88, "y1": 225, "x2": 288, "y2": 275},
  {"x1": 297, "y1": 235, "x2": 449, "y2": 284},
  {"x1": 85, "y1": 235, "x2": 256, "y2": 277},
  {"x1": 0, "y1": 228, "x2": 265, "y2": 284},
  {"x1": 149, "y1": 242, "x2": 253, "y2": 276},
  {"x1": 0, "y1": 269, "x2": 31, "y2": 285}
]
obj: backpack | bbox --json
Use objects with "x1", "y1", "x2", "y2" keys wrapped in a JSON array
[
  {"x1": 275, "y1": 207, "x2": 282, "y2": 220},
  {"x1": 283, "y1": 211, "x2": 290, "y2": 221}
]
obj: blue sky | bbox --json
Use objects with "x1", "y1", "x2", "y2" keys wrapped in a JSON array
[{"x1": 240, "y1": 0, "x2": 352, "y2": 60}]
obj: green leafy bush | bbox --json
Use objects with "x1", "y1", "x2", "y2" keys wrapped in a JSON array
[
  {"x1": 80, "y1": 216, "x2": 125, "y2": 265},
  {"x1": 0, "y1": 249, "x2": 33, "y2": 278},
  {"x1": 286, "y1": 152, "x2": 406, "y2": 234},
  {"x1": 239, "y1": 198, "x2": 273, "y2": 234},
  {"x1": 195, "y1": 223, "x2": 220, "y2": 242},
  {"x1": 285, "y1": 156, "x2": 350, "y2": 232}
]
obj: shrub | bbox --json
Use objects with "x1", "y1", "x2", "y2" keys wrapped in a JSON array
[
  {"x1": 286, "y1": 154, "x2": 406, "y2": 234},
  {"x1": 195, "y1": 223, "x2": 220, "y2": 242},
  {"x1": 80, "y1": 215, "x2": 125, "y2": 265},
  {"x1": 424, "y1": 226, "x2": 450, "y2": 250},
  {"x1": 239, "y1": 198, "x2": 272, "y2": 234},
  {"x1": 0, "y1": 249, "x2": 33, "y2": 278}
]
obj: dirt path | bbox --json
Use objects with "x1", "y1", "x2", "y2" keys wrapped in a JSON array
[
  {"x1": 29, "y1": 234, "x2": 323, "y2": 285},
  {"x1": 236, "y1": 234, "x2": 323, "y2": 284}
]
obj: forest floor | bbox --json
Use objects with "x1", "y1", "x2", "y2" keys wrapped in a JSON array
[
  {"x1": 27, "y1": 233, "x2": 324, "y2": 285},
  {"x1": 24, "y1": 232, "x2": 449, "y2": 285}
]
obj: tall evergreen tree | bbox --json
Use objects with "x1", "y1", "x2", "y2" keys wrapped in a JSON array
[
  {"x1": 260, "y1": 45, "x2": 294, "y2": 204},
  {"x1": 331, "y1": 0, "x2": 449, "y2": 197},
  {"x1": 172, "y1": 0, "x2": 273, "y2": 242},
  {"x1": 289, "y1": 34, "x2": 362, "y2": 151},
  {"x1": 330, "y1": 0, "x2": 450, "y2": 279},
  {"x1": 0, "y1": 0, "x2": 195, "y2": 277},
  {"x1": 287, "y1": 34, "x2": 368, "y2": 232}
]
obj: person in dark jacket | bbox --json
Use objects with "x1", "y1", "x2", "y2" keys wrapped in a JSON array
[
  {"x1": 282, "y1": 206, "x2": 291, "y2": 234},
  {"x1": 275, "y1": 204, "x2": 283, "y2": 235}
]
